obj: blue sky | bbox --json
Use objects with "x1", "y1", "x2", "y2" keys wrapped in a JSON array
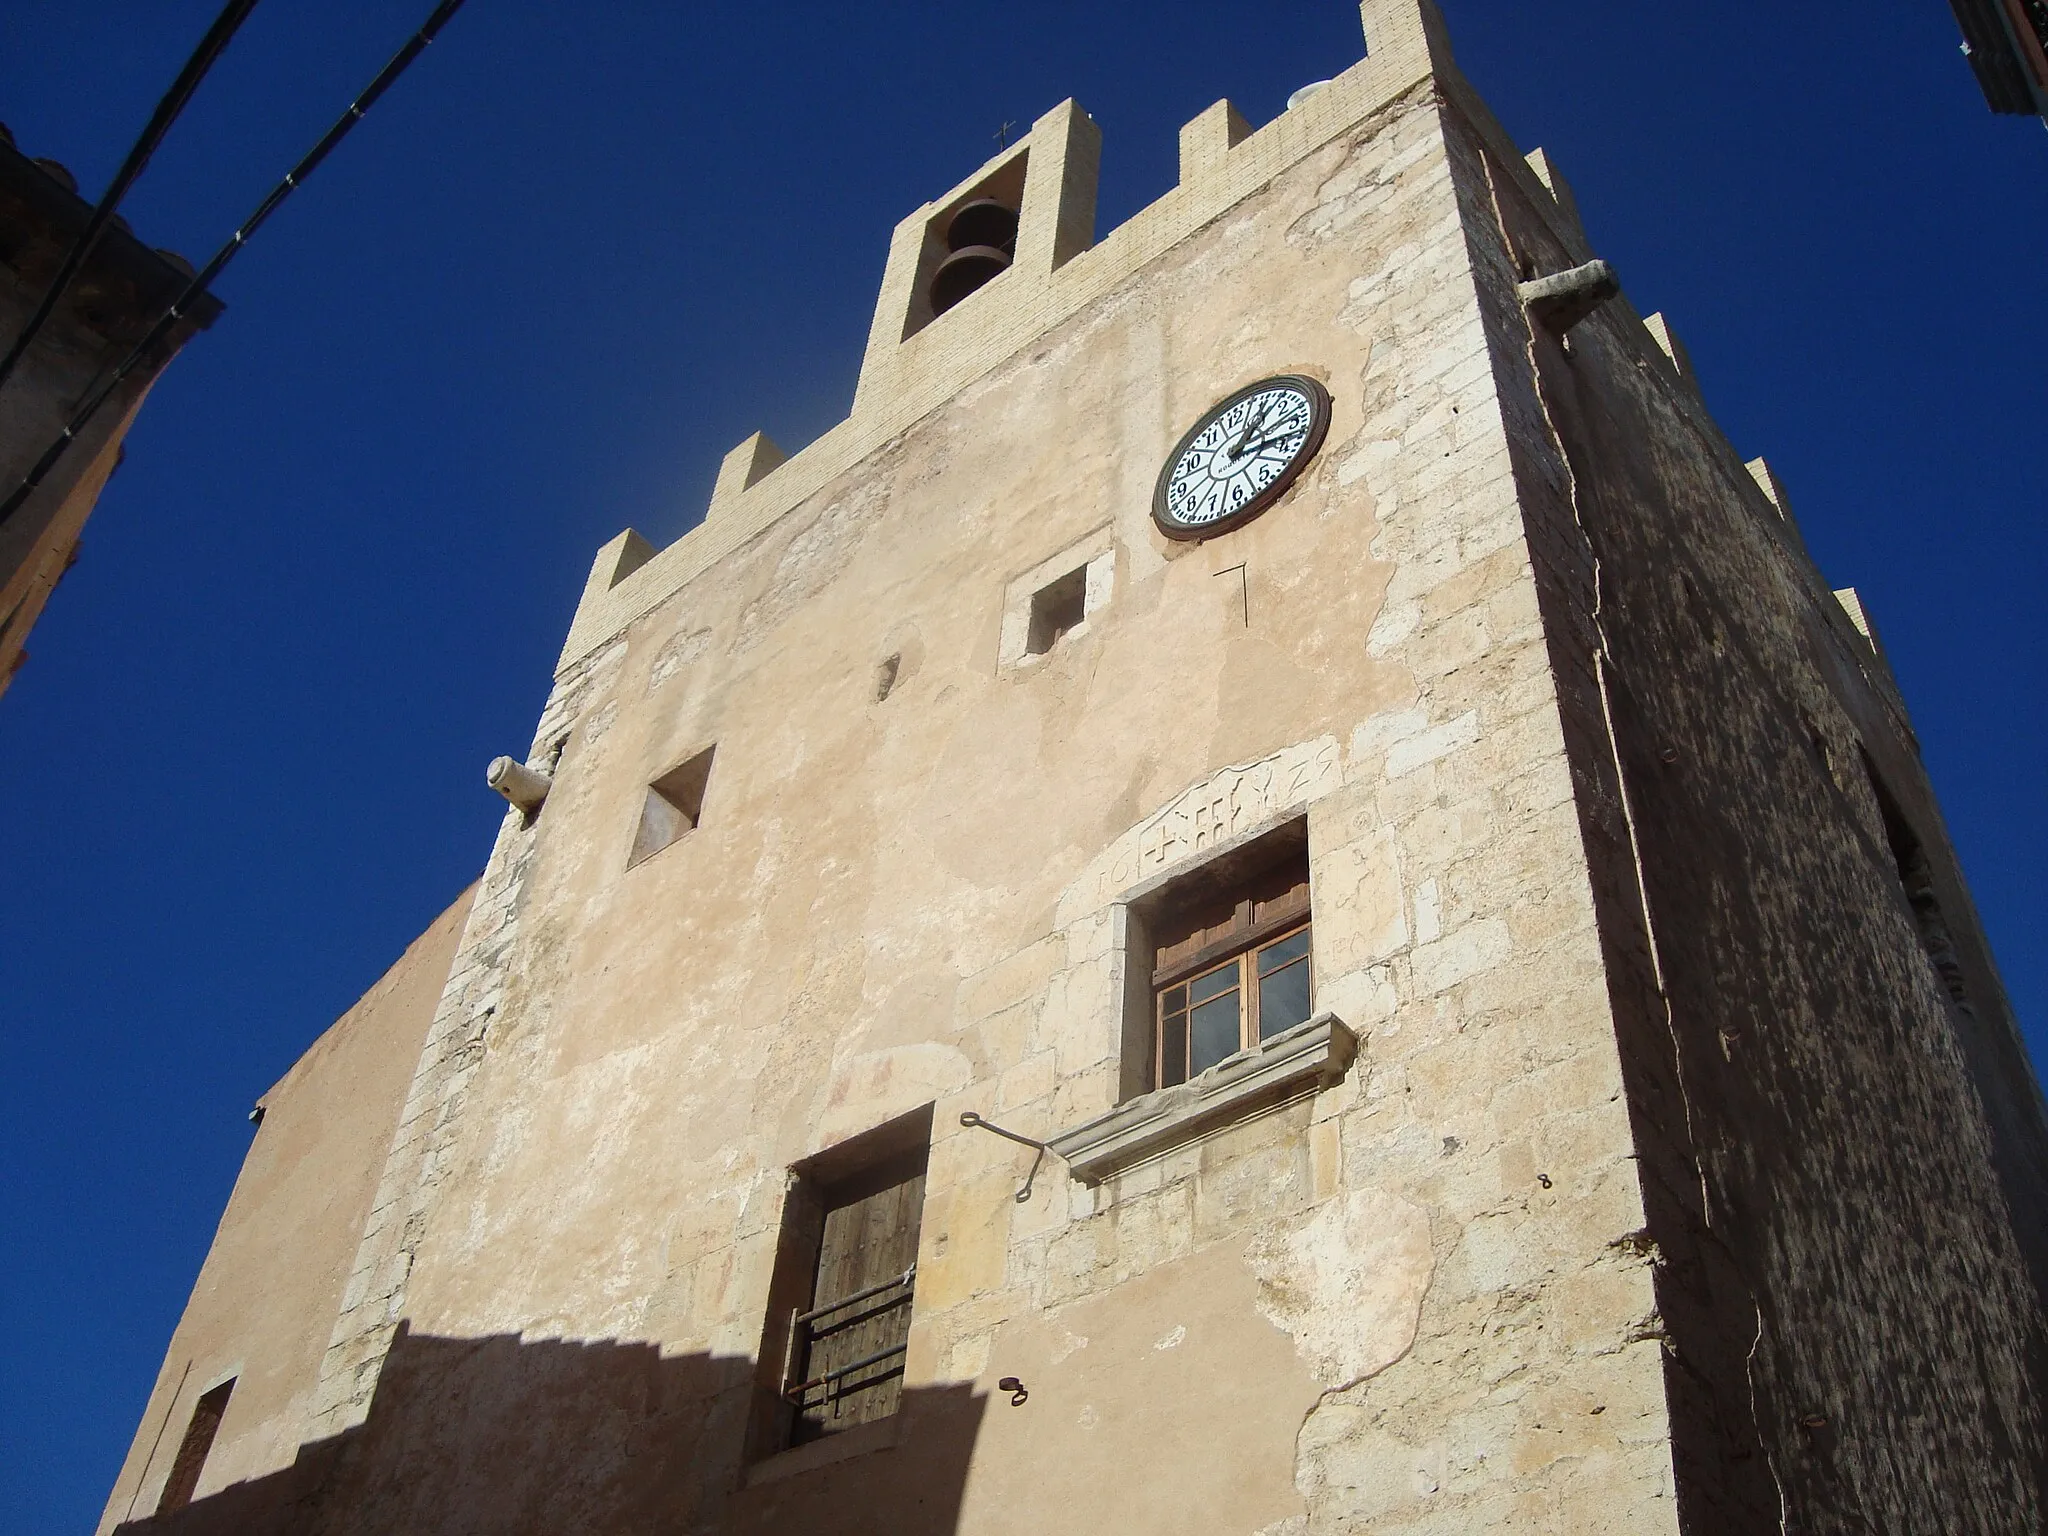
[{"x1": 2, "y1": 2, "x2": 2042, "y2": 1528}]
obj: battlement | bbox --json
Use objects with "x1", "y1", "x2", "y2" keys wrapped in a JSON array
[{"x1": 557, "y1": 0, "x2": 1470, "y2": 673}]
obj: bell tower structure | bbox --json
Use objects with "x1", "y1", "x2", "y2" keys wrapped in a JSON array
[{"x1": 104, "y1": 3, "x2": 2045, "y2": 1532}]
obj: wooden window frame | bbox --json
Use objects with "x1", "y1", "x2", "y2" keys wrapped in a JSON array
[{"x1": 1153, "y1": 883, "x2": 1312, "y2": 1089}]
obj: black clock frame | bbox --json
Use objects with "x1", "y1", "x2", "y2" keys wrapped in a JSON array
[{"x1": 1151, "y1": 374, "x2": 1333, "y2": 542}]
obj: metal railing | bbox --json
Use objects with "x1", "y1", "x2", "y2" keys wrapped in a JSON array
[{"x1": 780, "y1": 1264, "x2": 916, "y2": 1413}]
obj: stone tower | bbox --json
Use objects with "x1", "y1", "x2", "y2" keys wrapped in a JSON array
[{"x1": 103, "y1": 3, "x2": 2046, "y2": 1532}]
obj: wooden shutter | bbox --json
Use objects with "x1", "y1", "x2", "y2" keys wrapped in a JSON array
[{"x1": 793, "y1": 1147, "x2": 925, "y2": 1439}]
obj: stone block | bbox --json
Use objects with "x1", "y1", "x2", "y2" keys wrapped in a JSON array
[
  {"x1": 918, "y1": 1170, "x2": 1016, "y2": 1312},
  {"x1": 957, "y1": 934, "x2": 1064, "y2": 1027}
]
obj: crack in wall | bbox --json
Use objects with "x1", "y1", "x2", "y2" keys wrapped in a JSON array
[{"x1": 1476, "y1": 143, "x2": 1789, "y2": 1534}]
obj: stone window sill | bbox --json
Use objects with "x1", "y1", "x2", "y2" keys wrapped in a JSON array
[
  {"x1": 1047, "y1": 1012, "x2": 1357, "y2": 1185},
  {"x1": 743, "y1": 1412, "x2": 901, "y2": 1487}
]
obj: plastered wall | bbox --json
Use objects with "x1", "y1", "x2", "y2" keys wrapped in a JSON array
[
  {"x1": 98, "y1": 888, "x2": 474, "y2": 1530},
  {"x1": 102, "y1": 2, "x2": 2043, "y2": 1531}
]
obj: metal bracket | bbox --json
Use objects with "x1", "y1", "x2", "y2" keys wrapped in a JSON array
[{"x1": 959, "y1": 1111, "x2": 1059, "y2": 1203}]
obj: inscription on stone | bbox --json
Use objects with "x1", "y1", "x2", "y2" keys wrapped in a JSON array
[{"x1": 1062, "y1": 737, "x2": 1342, "y2": 924}]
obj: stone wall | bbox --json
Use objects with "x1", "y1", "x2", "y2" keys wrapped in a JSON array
[
  {"x1": 302, "y1": 665, "x2": 612, "y2": 1440},
  {"x1": 1451, "y1": 73, "x2": 2048, "y2": 1534},
  {"x1": 98, "y1": 889, "x2": 473, "y2": 1530},
  {"x1": 101, "y1": 3, "x2": 2043, "y2": 1532},
  {"x1": 216, "y1": 25, "x2": 1680, "y2": 1528}
]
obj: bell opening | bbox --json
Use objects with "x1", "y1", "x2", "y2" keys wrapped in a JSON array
[
  {"x1": 946, "y1": 199, "x2": 1019, "y2": 256},
  {"x1": 930, "y1": 245, "x2": 1013, "y2": 316},
  {"x1": 904, "y1": 151, "x2": 1028, "y2": 337}
]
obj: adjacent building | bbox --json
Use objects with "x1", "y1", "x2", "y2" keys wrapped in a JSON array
[
  {"x1": 0, "y1": 125, "x2": 221, "y2": 700},
  {"x1": 101, "y1": 3, "x2": 2047, "y2": 1531},
  {"x1": 1948, "y1": 0, "x2": 2048, "y2": 121}
]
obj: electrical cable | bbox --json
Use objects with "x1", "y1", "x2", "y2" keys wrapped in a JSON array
[
  {"x1": 0, "y1": 0, "x2": 263, "y2": 399},
  {"x1": 0, "y1": 0, "x2": 470, "y2": 531}
]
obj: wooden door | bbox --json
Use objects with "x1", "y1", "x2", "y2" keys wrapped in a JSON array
[{"x1": 793, "y1": 1147, "x2": 925, "y2": 1439}]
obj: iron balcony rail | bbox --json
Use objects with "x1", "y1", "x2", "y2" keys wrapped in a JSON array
[
  {"x1": 792, "y1": 1264, "x2": 915, "y2": 1328},
  {"x1": 782, "y1": 1340, "x2": 911, "y2": 1405},
  {"x1": 781, "y1": 1264, "x2": 916, "y2": 1409}
]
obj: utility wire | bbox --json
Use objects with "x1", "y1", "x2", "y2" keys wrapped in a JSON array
[
  {"x1": 0, "y1": 0, "x2": 470, "y2": 531},
  {"x1": 0, "y1": 0, "x2": 263, "y2": 399}
]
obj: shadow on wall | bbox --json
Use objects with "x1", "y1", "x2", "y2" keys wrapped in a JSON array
[{"x1": 116, "y1": 1323, "x2": 989, "y2": 1536}]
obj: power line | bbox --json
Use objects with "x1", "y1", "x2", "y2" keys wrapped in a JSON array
[
  {"x1": 0, "y1": 0, "x2": 263, "y2": 399},
  {"x1": 0, "y1": 0, "x2": 471, "y2": 532}
]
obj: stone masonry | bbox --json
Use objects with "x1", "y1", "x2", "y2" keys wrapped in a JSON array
[{"x1": 104, "y1": 4, "x2": 2044, "y2": 1532}]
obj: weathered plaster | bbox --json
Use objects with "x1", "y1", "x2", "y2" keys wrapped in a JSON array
[
  {"x1": 98, "y1": 890, "x2": 474, "y2": 1528},
  {"x1": 103, "y1": 2, "x2": 2044, "y2": 1531}
]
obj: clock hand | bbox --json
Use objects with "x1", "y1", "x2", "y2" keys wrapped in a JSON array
[
  {"x1": 1239, "y1": 426, "x2": 1305, "y2": 456},
  {"x1": 1227, "y1": 401, "x2": 1275, "y2": 459}
]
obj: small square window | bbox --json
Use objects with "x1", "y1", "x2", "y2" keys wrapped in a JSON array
[
  {"x1": 629, "y1": 745, "x2": 714, "y2": 868},
  {"x1": 1026, "y1": 567, "x2": 1088, "y2": 656},
  {"x1": 1001, "y1": 540, "x2": 1114, "y2": 668}
]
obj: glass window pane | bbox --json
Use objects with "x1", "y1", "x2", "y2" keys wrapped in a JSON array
[
  {"x1": 1189, "y1": 964, "x2": 1237, "y2": 1004},
  {"x1": 1258, "y1": 957, "x2": 1311, "y2": 1039},
  {"x1": 1162, "y1": 983, "x2": 1187, "y2": 1015},
  {"x1": 1190, "y1": 989, "x2": 1241, "y2": 1075},
  {"x1": 1257, "y1": 927, "x2": 1311, "y2": 975},
  {"x1": 1159, "y1": 1010, "x2": 1188, "y2": 1089}
]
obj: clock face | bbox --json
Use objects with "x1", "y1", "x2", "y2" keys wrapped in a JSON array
[{"x1": 1153, "y1": 375, "x2": 1332, "y2": 540}]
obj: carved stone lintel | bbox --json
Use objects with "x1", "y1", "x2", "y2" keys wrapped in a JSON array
[{"x1": 1048, "y1": 1012, "x2": 1358, "y2": 1185}]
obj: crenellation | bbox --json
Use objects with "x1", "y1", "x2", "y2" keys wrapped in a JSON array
[
  {"x1": 558, "y1": 18, "x2": 1462, "y2": 672},
  {"x1": 1177, "y1": 99, "x2": 1253, "y2": 182},
  {"x1": 1641, "y1": 312, "x2": 1696, "y2": 390}
]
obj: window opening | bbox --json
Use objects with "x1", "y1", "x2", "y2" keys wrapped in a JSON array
[
  {"x1": 629, "y1": 744, "x2": 714, "y2": 868},
  {"x1": 1026, "y1": 566, "x2": 1088, "y2": 656},
  {"x1": 929, "y1": 197, "x2": 1019, "y2": 316},
  {"x1": 1144, "y1": 829, "x2": 1313, "y2": 1089},
  {"x1": 901, "y1": 155, "x2": 1028, "y2": 339},
  {"x1": 1001, "y1": 543, "x2": 1113, "y2": 669},
  {"x1": 1862, "y1": 751, "x2": 1973, "y2": 1016},
  {"x1": 157, "y1": 1377, "x2": 234, "y2": 1515}
]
